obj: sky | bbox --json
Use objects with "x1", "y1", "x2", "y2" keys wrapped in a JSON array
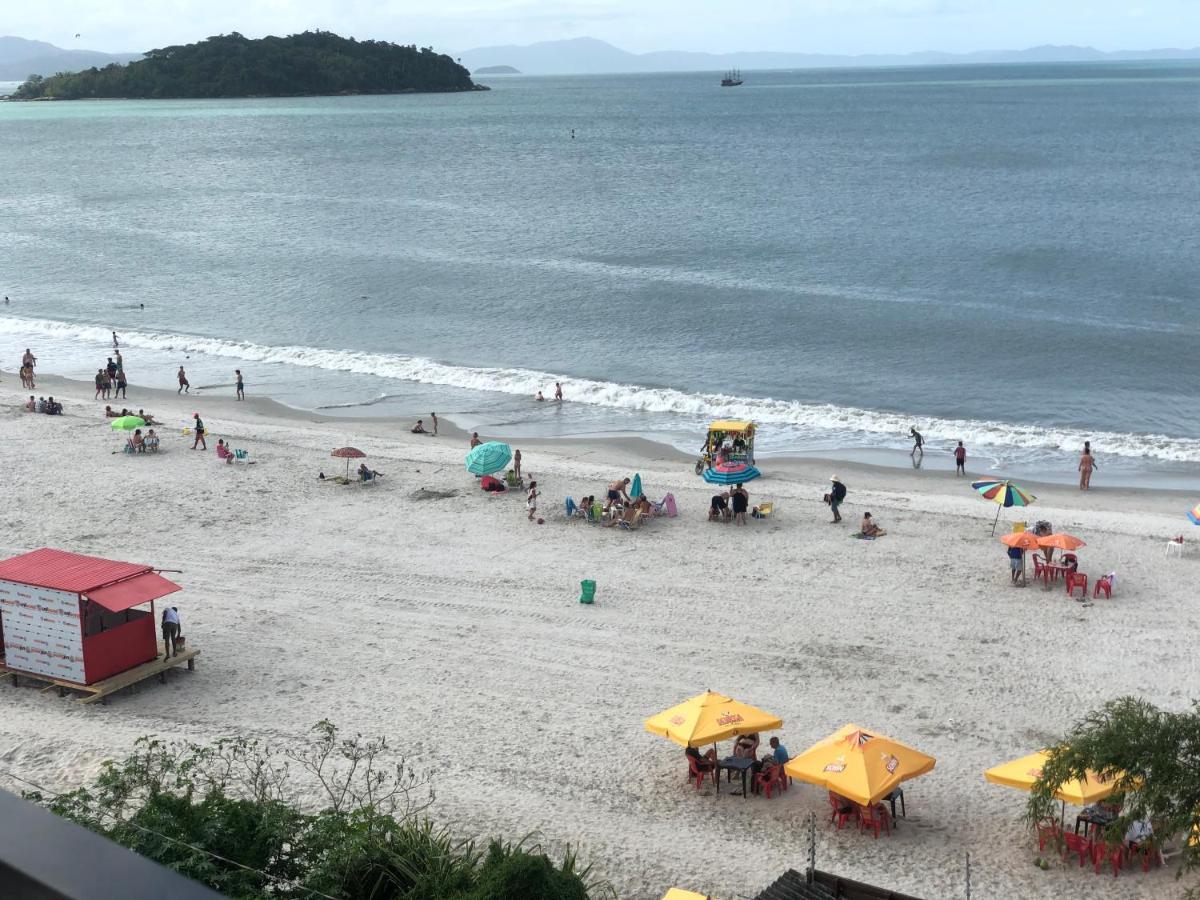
[{"x1": 7, "y1": 0, "x2": 1200, "y2": 56}]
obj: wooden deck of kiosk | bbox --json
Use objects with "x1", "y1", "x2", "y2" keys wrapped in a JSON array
[{"x1": 0, "y1": 649, "x2": 200, "y2": 704}]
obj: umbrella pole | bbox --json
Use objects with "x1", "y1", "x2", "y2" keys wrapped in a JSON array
[{"x1": 991, "y1": 504, "x2": 1002, "y2": 536}]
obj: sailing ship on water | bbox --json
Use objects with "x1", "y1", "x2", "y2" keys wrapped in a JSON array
[{"x1": 721, "y1": 68, "x2": 743, "y2": 87}]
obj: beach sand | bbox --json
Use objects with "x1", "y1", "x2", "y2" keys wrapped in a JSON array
[{"x1": 0, "y1": 373, "x2": 1195, "y2": 899}]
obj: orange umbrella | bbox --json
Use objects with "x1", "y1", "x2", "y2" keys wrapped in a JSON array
[
  {"x1": 1036, "y1": 532, "x2": 1085, "y2": 561},
  {"x1": 331, "y1": 446, "x2": 366, "y2": 479},
  {"x1": 1000, "y1": 532, "x2": 1040, "y2": 551}
]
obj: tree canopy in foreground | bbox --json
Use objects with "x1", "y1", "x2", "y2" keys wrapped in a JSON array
[
  {"x1": 12, "y1": 31, "x2": 483, "y2": 100},
  {"x1": 1028, "y1": 697, "x2": 1200, "y2": 891},
  {"x1": 24, "y1": 721, "x2": 606, "y2": 899}
]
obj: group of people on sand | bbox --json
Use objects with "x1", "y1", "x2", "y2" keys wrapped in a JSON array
[
  {"x1": 687, "y1": 733, "x2": 791, "y2": 784},
  {"x1": 94, "y1": 353, "x2": 128, "y2": 400},
  {"x1": 24, "y1": 395, "x2": 62, "y2": 415},
  {"x1": 127, "y1": 428, "x2": 160, "y2": 453},
  {"x1": 411, "y1": 413, "x2": 438, "y2": 435},
  {"x1": 708, "y1": 483, "x2": 751, "y2": 525},
  {"x1": 105, "y1": 405, "x2": 157, "y2": 423}
]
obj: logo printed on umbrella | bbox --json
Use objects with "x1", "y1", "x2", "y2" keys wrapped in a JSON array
[
  {"x1": 716, "y1": 712, "x2": 744, "y2": 726},
  {"x1": 824, "y1": 763, "x2": 846, "y2": 773},
  {"x1": 884, "y1": 754, "x2": 899, "y2": 774},
  {"x1": 669, "y1": 715, "x2": 687, "y2": 726}
]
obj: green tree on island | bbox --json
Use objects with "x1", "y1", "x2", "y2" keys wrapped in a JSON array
[{"x1": 13, "y1": 31, "x2": 483, "y2": 100}]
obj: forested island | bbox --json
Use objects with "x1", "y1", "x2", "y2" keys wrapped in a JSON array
[{"x1": 11, "y1": 31, "x2": 485, "y2": 100}]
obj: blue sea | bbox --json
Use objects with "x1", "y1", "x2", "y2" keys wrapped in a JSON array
[{"x1": 1, "y1": 64, "x2": 1197, "y2": 484}]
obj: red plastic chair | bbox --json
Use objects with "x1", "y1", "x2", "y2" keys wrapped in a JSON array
[
  {"x1": 1092, "y1": 840, "x2": 1124, "y2": 877},
  {"x1": 687, "y1": 757, "x2": 713, "y2": 791},
  {"x1": 1036, "y1": 820, "x2": 1062, "y2": 852},
  {"x1": 1128, "y1": 841, "x2": 1159, "y2": 872},
  {"x1": 828, "y1": 793, "x2": 858, "y2": 830},
  {"x1": 857, "y1": 803, "x2": 892, "y2": 839},
  {"x1": 1062, "y1": 832, "x2": 1093, "y2": 867},
  {"x1": 753, "y1": 765, "x2": 785, "y2": 799},
  {"x1": 1065, "y1": 571, "x2": 1089, "y2": 598},
  {"x1": 1094, "y1": 575, "x2": 1113, "y2": 599}
]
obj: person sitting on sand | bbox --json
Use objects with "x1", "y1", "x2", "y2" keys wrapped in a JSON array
[
  {"x1": 215, "y1": 439, "x2": 234, "y2": 463},
  {"x1": 860, "y1": 512, "x2": 886, "y2": 537},
  {"x1": 24, "y1": 395, "x2": 35, "y2": 412},
  {"x1": 138, "y1": 409, "x2": 157, "y2": 424},
  {"x1": 605, "y1": 477, "x2": 632, "y2": 511},
  {"x1": 686, "y1": 746, "x2": 717, "y2": 773},
  {"x1": 357, "y1": 463, "x2": 381, "y2": 481},
  {"x1": 131, "y1": 429, "x2": 146, "y2": 453},
  {"x1": 145, "y1": 429, "x2": 159, "y2": 452},
  {"x1": 470, "y1": 432, "x2": 482, "y2": 448},
  {"x1": 46, "y1": 397, "x2": 62, "y2": 415},
  {"x1": 411, "y1": 419, "x2": 426, "y2": 434},
  {"x1": 104, "y1": 405, "x2": 117, "y2": 418},
  {"x1": 36, "y1": 397, "x2": 46, "y2": 413},
  {"x1": 709, "y1": 492, "x2": 730, "y2": 522},
  {"x1": 633, "y1": 494, "x2": 654, "y2": 517}
]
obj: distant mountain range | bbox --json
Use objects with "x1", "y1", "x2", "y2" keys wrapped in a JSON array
[
  {"x1": 459, "y1": 36, "x2": 1200, "y2": 76},
  {"x1": 0, "y1": 36, "x2": 140, "y2": 80}
]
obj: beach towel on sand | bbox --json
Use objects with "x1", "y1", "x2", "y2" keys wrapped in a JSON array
[{"x1": 850, "y1": 532, "x2": 882, "y2": 540}]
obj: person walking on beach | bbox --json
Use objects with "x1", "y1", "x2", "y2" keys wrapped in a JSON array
[
  {"x1": 554, "y1": 382, "x2": 563, "y2": 402},
  {"x1": 100, "y1": 367, "x2": 112, "y2": 399},
  {"x1": 954, "y1": 441, "x2": 966, "y2": 476},
  {"x1": 191, "y1": 413, "x2": 207, "y2": 450},
  {"x1": 526, "y1": 480, "x2": 539, "y2": 521},
  {"x1": 430, "y1": 412, "x2": 438, "y2": 436},
  {"x1": 235, "y1": 369, "x2": 244, "y2": 400},
  {"x1": 115, "y1": 366, "x2": 127, "y2": 399},
  {"x1": 161, "y1": 605, "x2": 180, "y2": 658},
  {"x1": 909, "y1": 427, "x2": 924, "y2": 455},
  {"x1": 513, "y1": 448, "x2": 522, "y2": 481},
  {"x1": 178, "y1": 366, "x2": 189, "y2": 394},
  {"x1": 22, "y1": 348, "x2": 36, "y2": 372},
  {"x1": 1079, "y1": 441, "x2": 1097, "y2": 491},
  {"x1": 827, "y1": 475, "x2": 846, "y2": 523},
  {"x1": 94, "y1": 369, "x2": 105, "y2": 399}
]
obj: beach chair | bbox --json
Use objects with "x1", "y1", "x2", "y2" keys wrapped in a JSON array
[
  {"x1": 1065, "y1": 571, "x2": 1088, "y2": 598},
  {"x1": 752, "y1": 501, "x2": 774, "y2": 519},
  {"x1": 619, "y1": 510, "x2": 645, "y2": 530},
  {"x1": 1092, "y1": 840, "x2": 1124, "y2": 877},
  {"x1": 828, "y1": 793, "x2": 857, "y2": 830},
  {"x1": 234, "y1": 448, "x2": 249, "y2": 462},
  {"x1": 857, "y1": 803, "x2": 892, "y2": 839},
  {"x1": 752, "y1": 765, "x2": 786, "y2": 799},
  {"x1": 1062, "y1": 832, "x2": 1093, "y2": 867},
  {"x1": 359, "y1": 469, "x2": 380, "y2": 484},
  {"x1": 565, "y1": 498, "x2": 578, "y2": 518},
  {"x1": 589, "y1": 502, "x2": 604, "y2": 523},
  {"x1": 122, "y1": 439, "x2": 136, "y2": 455},
  {"x1": 686, "y1": 756, "x2": 713, "y2": 791},
  {"x1": 1094, "y1": 572, "x2": 1114, "y2": 599},
  {"x1": 1036, "y1": 820, "x2": 1062, "y2": 852}
]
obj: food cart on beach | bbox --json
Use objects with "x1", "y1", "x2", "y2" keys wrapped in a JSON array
[{"x1": 697, "y1": 420, "x2": 762, "y2": 484}]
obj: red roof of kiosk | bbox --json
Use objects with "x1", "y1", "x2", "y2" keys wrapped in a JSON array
[{"x1": 0, "y1": 549, "x2": 179, "y2": 610}]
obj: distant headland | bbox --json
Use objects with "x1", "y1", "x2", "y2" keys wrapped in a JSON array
[
  {"x1": 473, "y1": 65, "x2": 520, "y2": 75},
  {"x1": 10, "y1": 31, "x2": 487, "y2": 100}
]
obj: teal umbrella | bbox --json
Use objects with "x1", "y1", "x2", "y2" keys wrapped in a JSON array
[
  {"x1": 630, "y1": 473, "x2": 643, "y2": 499},
  {"x1": 109, "y1": 416, "x2": 146, "y2": 431},
  {"x1": 465, "y1": 441, "x2": 512, "y2": 476}
]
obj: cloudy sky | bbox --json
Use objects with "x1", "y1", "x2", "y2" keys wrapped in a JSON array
[{"x1": 9, "y1": 0, "x2": 1200, "y2": 55}]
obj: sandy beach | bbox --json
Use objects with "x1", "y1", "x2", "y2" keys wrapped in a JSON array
[{"x1": 0, "y1": 372, "x2": 1196, "y2": 899}]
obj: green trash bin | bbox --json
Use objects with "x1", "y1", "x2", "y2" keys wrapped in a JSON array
[{"x1": 579, "y1": 579, "x2": 596, "y2": 604}]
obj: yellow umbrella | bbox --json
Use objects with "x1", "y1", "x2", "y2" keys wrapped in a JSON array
[
  {"x1": 662, "y1": 890, "x2": 710, "y2": 900},
  {"x1": 643, "y1": 690, "x2": 782, "y2": 748},
  {"x1": 984, "y1": 751, "x2": 1117, "y2": 806},
  {"x1": 783, "y1": 724, "x2": 936, "y2": 806}
]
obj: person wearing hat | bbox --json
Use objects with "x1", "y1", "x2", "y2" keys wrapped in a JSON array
[
  {"x1": 191, "y1": 413, "x2": 207, "y2": 450},
  {"x1": 829, "y1": 475, "x2": 847, "y2": 523}
]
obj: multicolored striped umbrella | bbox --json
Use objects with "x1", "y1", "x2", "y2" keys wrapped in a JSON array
[
  {"x1": 1189, "y1": 504, "x2": 1200, "y2": 526},
  {"x1": 972, "y1": 479, "x2": 1036, "y2": 535}
]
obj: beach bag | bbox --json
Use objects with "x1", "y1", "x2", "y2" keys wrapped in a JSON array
[
  {"x1": 663, "y1": 492, "x2": 677, "y2": 518},
  {"x1": 579, "y1": 580, "x2": 596, "y2": 605},
  {"x1": 175, "y1": 634, "x2": 186, "y2": 650}
]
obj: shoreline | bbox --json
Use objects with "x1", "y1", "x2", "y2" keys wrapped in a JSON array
[
  {"x1": 9, "y1": 367, "x2": 1196, "y2": 498},
  {"x1": 0, "y1": 369, "x2": 1195, "y2": 899}
]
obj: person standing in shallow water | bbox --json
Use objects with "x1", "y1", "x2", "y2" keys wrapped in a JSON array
[
  {"x1": 954, "y1": 441, "x2": 966, "y2": 476},
  {"x1": 1079, "y1": 441, "x2": 1097, "y2": 490},
  {"x1": 909, "y1": 427, "x2": 923, "y2": 456}
]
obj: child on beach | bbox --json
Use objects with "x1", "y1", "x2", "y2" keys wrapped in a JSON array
[
  {"x1": 470, "y1": 432, "x2": 482, "y2": 448},
  {"x1": 411, "y1": 419, "x2": 427, "y2": 434},
  {"x1": 178, "y1": 366, "x2": 190, "y2": 394},
  {"x1": 526, "y1": 481, "x2": 539, "y2": 521},
  {"x1": 954, "y1": 441, "x2": 966, "y2": 476},
  {"x1": 430, "y1": 412, "x2": 438, "y2": 436}
]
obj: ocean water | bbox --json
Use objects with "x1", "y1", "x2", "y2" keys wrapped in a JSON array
[{"x1": 1, "y1": 64, "x2": 1198, "y2": 483}]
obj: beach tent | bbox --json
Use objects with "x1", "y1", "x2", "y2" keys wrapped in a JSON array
[
  {"x1": 784, "y1": 724, "x2": 936, "y2": 806},
  {"x1": 0, "y1": 548, "x2": 181, "y2": 686},
  {"x1": 644, "y1": 690, "x2": 782, "y2": 748},
  {"x1": 984, "y1": 750, "x2": 1117, "y2": 806}
]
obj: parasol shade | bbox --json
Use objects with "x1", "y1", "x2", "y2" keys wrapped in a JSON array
[
  {"x1": 465, "y1": 441, "x2": 512, "y2": 476},
  {"x1": 702, "y1": 465, "x2": 761, "y2": 485},
  {"x1": 331, "y1": 447, "x2": 366, "y2": 459},
  {"x1": 109, "y1": 416, "x2": 146, "y2": 431}
]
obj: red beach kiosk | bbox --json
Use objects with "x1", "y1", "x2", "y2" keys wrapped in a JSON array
[{"x1": 0, "y1": 548, "x2": 187, "y2": 692}]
